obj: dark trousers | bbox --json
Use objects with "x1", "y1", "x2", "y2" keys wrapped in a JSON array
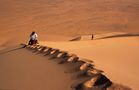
[{"x1": 28, "y1": 39, "x2": 38, "y2": 45}]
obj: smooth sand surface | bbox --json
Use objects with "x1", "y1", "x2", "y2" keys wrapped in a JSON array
[
  {"x1": 0, "y1": 0, "x2": 139, "y2": 37},
  {"x1": 0, "y1": 45, "x2": 73, "y2": 90}
]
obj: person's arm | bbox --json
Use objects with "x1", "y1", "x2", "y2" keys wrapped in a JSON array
[{"x1": 35, "y1": 34, "x2": 38, "y2": 40}]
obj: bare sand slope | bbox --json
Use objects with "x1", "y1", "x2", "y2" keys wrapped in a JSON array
[
  {"x1": 40, "y1": 36, "x2": 139, "y2": 90},
  {"x1": 0, "y1": 45, "x2": 74, "y2": 90},
  {"x1": 0, "y1": 0, "x2": 139, "y2": 37}
]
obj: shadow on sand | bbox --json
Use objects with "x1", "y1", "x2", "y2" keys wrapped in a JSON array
[
  {"x1": 0, "y1": 45, "x2": 26, "y2": 55},
  {"x1": 69, "y1": 33, "x2": 139, "y2": 41},
  {"x1": 95, "y1": 33, "x2": 139, "y2": 40}
]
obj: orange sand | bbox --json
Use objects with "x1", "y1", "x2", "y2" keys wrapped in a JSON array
[{"x1": 0, "y1": 0, "x2": 139, "y2": 89}]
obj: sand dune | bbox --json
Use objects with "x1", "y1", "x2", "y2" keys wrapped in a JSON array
[
  {"x1": 0, "y1": 44, "x2": 113, "y2": 90},
  {"x1": 40, "y1": 36, "x2": 139, "y2": 90},
  {"x1": 0, "y1": 45, "x2": 74, "y2": 90},
  {"x1": 0, "y1": 0, "x2": 139, "y2": 37},
  {"x1": 0, "y1": 0, "x2": 139, "y2": 90},
  {"x1": 0, "y1": 0, "x2": 139, "y2": 49},
  {"x1": 1, "y1": 32, "x2": 138, "y2": 89}
]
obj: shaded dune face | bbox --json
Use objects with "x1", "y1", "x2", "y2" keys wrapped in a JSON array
[{"x1": 107, "y1": 84, "x2": 132, "y2": 90}]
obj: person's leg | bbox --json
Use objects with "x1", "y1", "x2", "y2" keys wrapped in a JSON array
[
  {"x1": 28, "y1": 40, "x2": 31, "y2": 45},
  {"x1": 30, "y1": 40, "x2": 34, "y2": 45},
  {"x1": 32, "y1": 40, "x2": 35, "y2": 45},
  {"x1": 36, "y1": 40, "x2": 38, "y2": 44}
]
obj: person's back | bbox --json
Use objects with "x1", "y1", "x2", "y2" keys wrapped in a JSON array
[{"x1": 30, "y1": 33, "x2": 38, "y2": 41}]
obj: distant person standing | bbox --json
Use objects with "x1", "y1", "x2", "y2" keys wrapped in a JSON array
[
  {"x1": 28, "y1": 31, "x2": 38, "y2": 45},
  {"x1": 91, "y1": 34, "x2": 94, "y2": 40}
]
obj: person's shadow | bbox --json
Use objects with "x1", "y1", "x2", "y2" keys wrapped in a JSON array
[{"x1": 0, "y1": 44, "x2": 26, "y2": 55}]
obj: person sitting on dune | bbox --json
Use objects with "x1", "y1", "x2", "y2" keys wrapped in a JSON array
[{"x1": 28, "y1": 31, "x2": 38, "y2": 45}]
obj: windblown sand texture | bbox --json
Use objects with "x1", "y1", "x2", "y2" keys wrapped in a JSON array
[{"x1": 0, "y1": 0, "x2": 139, "y2": 90}]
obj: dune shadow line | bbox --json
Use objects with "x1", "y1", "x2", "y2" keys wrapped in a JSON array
[
  {"x1": 69, "y1": 36, "x2": 81, "y2": 41},
  {"x1": 95, "y1": 33, "x2": 139, "y2": 40},
  {"x1": 0, "y1": 45, "x2": 26, "y2": 55}
]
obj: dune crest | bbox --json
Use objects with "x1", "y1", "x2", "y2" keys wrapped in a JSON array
[
  {"x1": 40, "y1": 36, "x2": 139, "y2": 90},
  {"x1": 69, "y1": 32, "x2": 139, "y2": 41},
  {"x1": 25, "y1": 44, "x2": 133, "y2": 90}
]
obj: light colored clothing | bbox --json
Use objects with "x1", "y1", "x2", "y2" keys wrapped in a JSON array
[{"x1": 30, "y1": 33, "x2": 38, "y2": 40}]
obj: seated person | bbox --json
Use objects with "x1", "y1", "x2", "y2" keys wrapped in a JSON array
[{"x1": 28, "y1": 31, "x2": 38, "y2": 45}]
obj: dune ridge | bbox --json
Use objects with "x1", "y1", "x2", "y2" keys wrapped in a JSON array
[
  {"x1": 25, "y1": 44, "x2": 112, "y2": 90},
  {"x1": 69, "y1": 32, "x2": 139, "y2": 41},
  {"x1": 40, "y1": 36, "x2": 139, "y2": 90},
  {"x1": 23, "y1": 44, "x2": 132, "y2": 90}
]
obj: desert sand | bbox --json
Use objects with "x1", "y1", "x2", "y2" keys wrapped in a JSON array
[
  {"x1": 40, "y1": 35, "x2": 139, "y2": 90},
  {"x1": 0, "y1": 0, "x2": 139, "y2": 90},
  {"x1": 0, "y1": 45, "x2": 73, "y2": 90}
]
